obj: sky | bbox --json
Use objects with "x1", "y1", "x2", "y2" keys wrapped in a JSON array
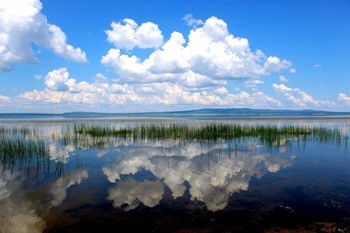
[{"x1": 0, "y1": 0, "x2": 349, "y2": 113}]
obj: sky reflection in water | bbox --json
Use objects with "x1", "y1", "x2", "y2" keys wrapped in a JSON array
[{"x1": 0, "y1": 119, "x2": 350, "y2": 232}]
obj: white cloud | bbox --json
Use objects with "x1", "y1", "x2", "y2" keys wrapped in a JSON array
[
  {"x1": 47, "y1": 25, "x2": 87, "y2": 62},
  {"x1": 102, "y1": 17, "x2": 293, "y2": 87},
  {"x1": 338, "y1": 93, "x2": 350, "y2": 105},
  {"x1": 21, "y1": 68, "x2": 283, "y2": 109},
  {"x1": 289, "y1": 68, "x2": 297, "y2": 73},
  {"x1": 45, "y1": 68, "x2": 70, "y2": 91},
  {"x1": 273, "y1": 83, "x2": 335, "y2": 108},
  {"x1": 213, "y1": 87, "x2": 228, "y2": 95},
  {"x1": 244, "y1": 79, "x2": 264, "y2": 88},
  {"x1": 313, "y1": 64, "x2": 322, "y2": 68},
  {"x1": 264, "y1": 56, "x2": 292, "y2": 73},
  {"x1": 183, "y1": 14, "x2": 203, "y2": 28},
  {"x1": 225, "y1": 91, "x2": 282, "y2": 108},
  {"x1": 0, "y1": 0, "x2": 87, "y2": 72},
  {"x1": 105, "y1": 19, "x2": 163, "y2": 50},
  {"x1": 0, "y1": 95, "x2": 10, "y2": 102},
  {"x1": 34, "y1": 74, "x2": 42, "y2": 80},
  {"x1": 278, "y1": 75, "x2": 288, "y2": 83}
]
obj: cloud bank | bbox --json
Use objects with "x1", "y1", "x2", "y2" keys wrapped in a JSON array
[{"x1": 0, "y1": 13, "x2": 340, "y2": 112}]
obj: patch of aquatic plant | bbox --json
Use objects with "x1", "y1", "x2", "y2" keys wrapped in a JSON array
[
  {"x1": 0, "y1": 126, "x2": 83, "y2": 180},
  {"x1": 0, "y1": 136, "x2": 50, "y2": 177},
  {"x1": 0, "y1": 137, "x2": 47, "y2": 158},
  {"x1": 73, "y1": 123, "x2": 345, "y2": 147},
  {"x1": 61, "y1": 130, "x2": 112, "y2": 150},
  {"x1": 0, "y1": 126, "x2": 40, "y2": 138}
]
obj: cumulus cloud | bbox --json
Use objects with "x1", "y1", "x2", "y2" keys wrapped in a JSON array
[
  {"x1": 9, "y1": 16, "x2": 301, "y2": 111},
  {"x1": 0, "y1": 94, "x2": 10, "y2": 102},
  {"x1": 273, "y1": 83, "x2": 335, "y2": 108},
  {"x1": 19, "y1": 68, "x2": 283, "y2": 110},
  {"x1": 289, "y1": 68, "x2": 296, "y2": 73},
  {"x1": 45, "y1": 68, "x2": 70, "y2": 91},
  {"x1": 183, "y1": 14, "x2": 203, "y2": 28},
  {"x1": 102, "y1": 16, "x2": 292, "y2": 86},
  {"x1": 47, "y1": 25, "x2": 87, "y2": 62},
  {"x1": 34, "y1": 74, "x2": 42, "y2": 80},
  {"x1": 225, "y1": 91, "x2": 282, "y2": 108},
  {"x1": 244, "y1": 79, "x2": 264, "y2": 88},
  {"x1": 105, "y1": 19, "x2": 163, "y2": 50},
  {"x1": 278, "y1": 75, "x2": 288, "y2": 83},
  {"x1": 338, "y1": 93, "x2": 350, "y2": 105},
  {"x1": 0, "y1": 0, "x2": 87, "y2": 72}
]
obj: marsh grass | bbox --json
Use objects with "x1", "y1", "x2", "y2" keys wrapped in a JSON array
[
  {"x1": 0, "y1": 123, "x2": 346, "y2": 179},
  {"x1": 73, "y1": 123, "x2": 345, "y2": 147},
  {"x1": 0, "y1": 126, "x2": 78, "y2": 179},
  {"x1": 0, "y1": 136, "x2": 51, "y2": 179}
]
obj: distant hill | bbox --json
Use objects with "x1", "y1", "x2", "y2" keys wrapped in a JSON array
[
  {"x1": 163, "y1": 108, "x2": 350, "y2": 116},
  {"x1": 63, "y1": 108, "x2": 350, "y2": 118},
  {"x1": 1, "y1": 108, "x2": 350, "y2": 119}
]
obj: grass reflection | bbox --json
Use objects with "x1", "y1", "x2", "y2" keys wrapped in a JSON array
[
  {"x1": 0, "y1": 122, "x2": 347, "y2": 181},
  {"x1": 73, "y1": 123, "x2": 345, "y2": 147},
  {"x1": 0, "y1": 126, "x2": 81, "y2": 180}
]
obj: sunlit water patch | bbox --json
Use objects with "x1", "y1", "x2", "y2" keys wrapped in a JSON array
[{"x1": 1, "y1": 118, "x2": 350, "y2": 232}]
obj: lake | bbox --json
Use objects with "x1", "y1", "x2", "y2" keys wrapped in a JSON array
[{"x1": 1, "y1": 117, "x2": 350, "y2": 232}]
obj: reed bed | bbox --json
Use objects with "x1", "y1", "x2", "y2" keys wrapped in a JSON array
[
  {"x1": 0, "y1": 137, "x2": 49, "y2": 169},
  {"x1": 0, "y1": 134, "x2": 82, "y2": 180},
  {"x1": 0, "y1": 126, "x2": 40, "y2": 137},
  {"x1": 0, "y1": 123, "x2": 345, "y2": 174},
  {"x1": 73, "y1": 123, "x2": 344, "y2": 146},
  {"x1": 0, "y1": 138, "x2": 47, "y2": 157}
]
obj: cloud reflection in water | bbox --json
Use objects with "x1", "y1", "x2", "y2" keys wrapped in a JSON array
[
  {"x1": 0, "y1": 167, "x2": 88, "y2": 233},
  {"x1": 108, "y1": 178, "x2": 164, "y2": 211},
  {"x1": 103, "y1": 140, "x2": 295, "y2": 211}
]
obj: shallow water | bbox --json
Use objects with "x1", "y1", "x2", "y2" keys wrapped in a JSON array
[{"x1": 1, "y1": 118, "x2": 350, "y2": 232}]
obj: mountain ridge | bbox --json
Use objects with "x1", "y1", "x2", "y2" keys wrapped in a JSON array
[
  {"x1": 1, "y1": 108, "x2": 350, "y2": 117},
  {"x1": 62, "y1": 108, "x2": 350, "y2": 117}
]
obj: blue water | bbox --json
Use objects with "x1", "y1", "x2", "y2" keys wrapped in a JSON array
[{"x1": 0, "y1": 118, "x2": 350, "y2": 232}]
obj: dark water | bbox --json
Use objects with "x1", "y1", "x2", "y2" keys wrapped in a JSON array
[{"x1": 1, "y1": 118, "x2": 350, "y2": 233}]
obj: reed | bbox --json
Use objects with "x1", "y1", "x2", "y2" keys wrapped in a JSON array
[
  {"x1": 0, "y1": 138, "x2": 47, "y2": 158},
  {"x1": 73, "y1": 123, "x2": 344, "y2": 146}
]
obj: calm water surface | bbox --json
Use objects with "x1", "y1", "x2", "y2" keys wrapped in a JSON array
[{"x1": 1, "y1": 117, "x2": 350, "y2": 232}]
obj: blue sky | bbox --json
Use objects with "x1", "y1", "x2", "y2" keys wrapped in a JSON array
[{"x1": 0, "y1": 0, "x2": 349, "y2": 113}]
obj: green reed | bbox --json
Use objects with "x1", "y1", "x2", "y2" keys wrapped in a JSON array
[
  {"x1": 73, "y1": 123, "x2": 345, "y2": 147},
  {"x1": 0, "y1": 137, "x2": 47, "y2": 158},
  {"x1": 0, "y1": 136, "x2": 50, "y2": 179},
  {"x1": 0, "y1": 137, "x2": 48, "y2": 164}
]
